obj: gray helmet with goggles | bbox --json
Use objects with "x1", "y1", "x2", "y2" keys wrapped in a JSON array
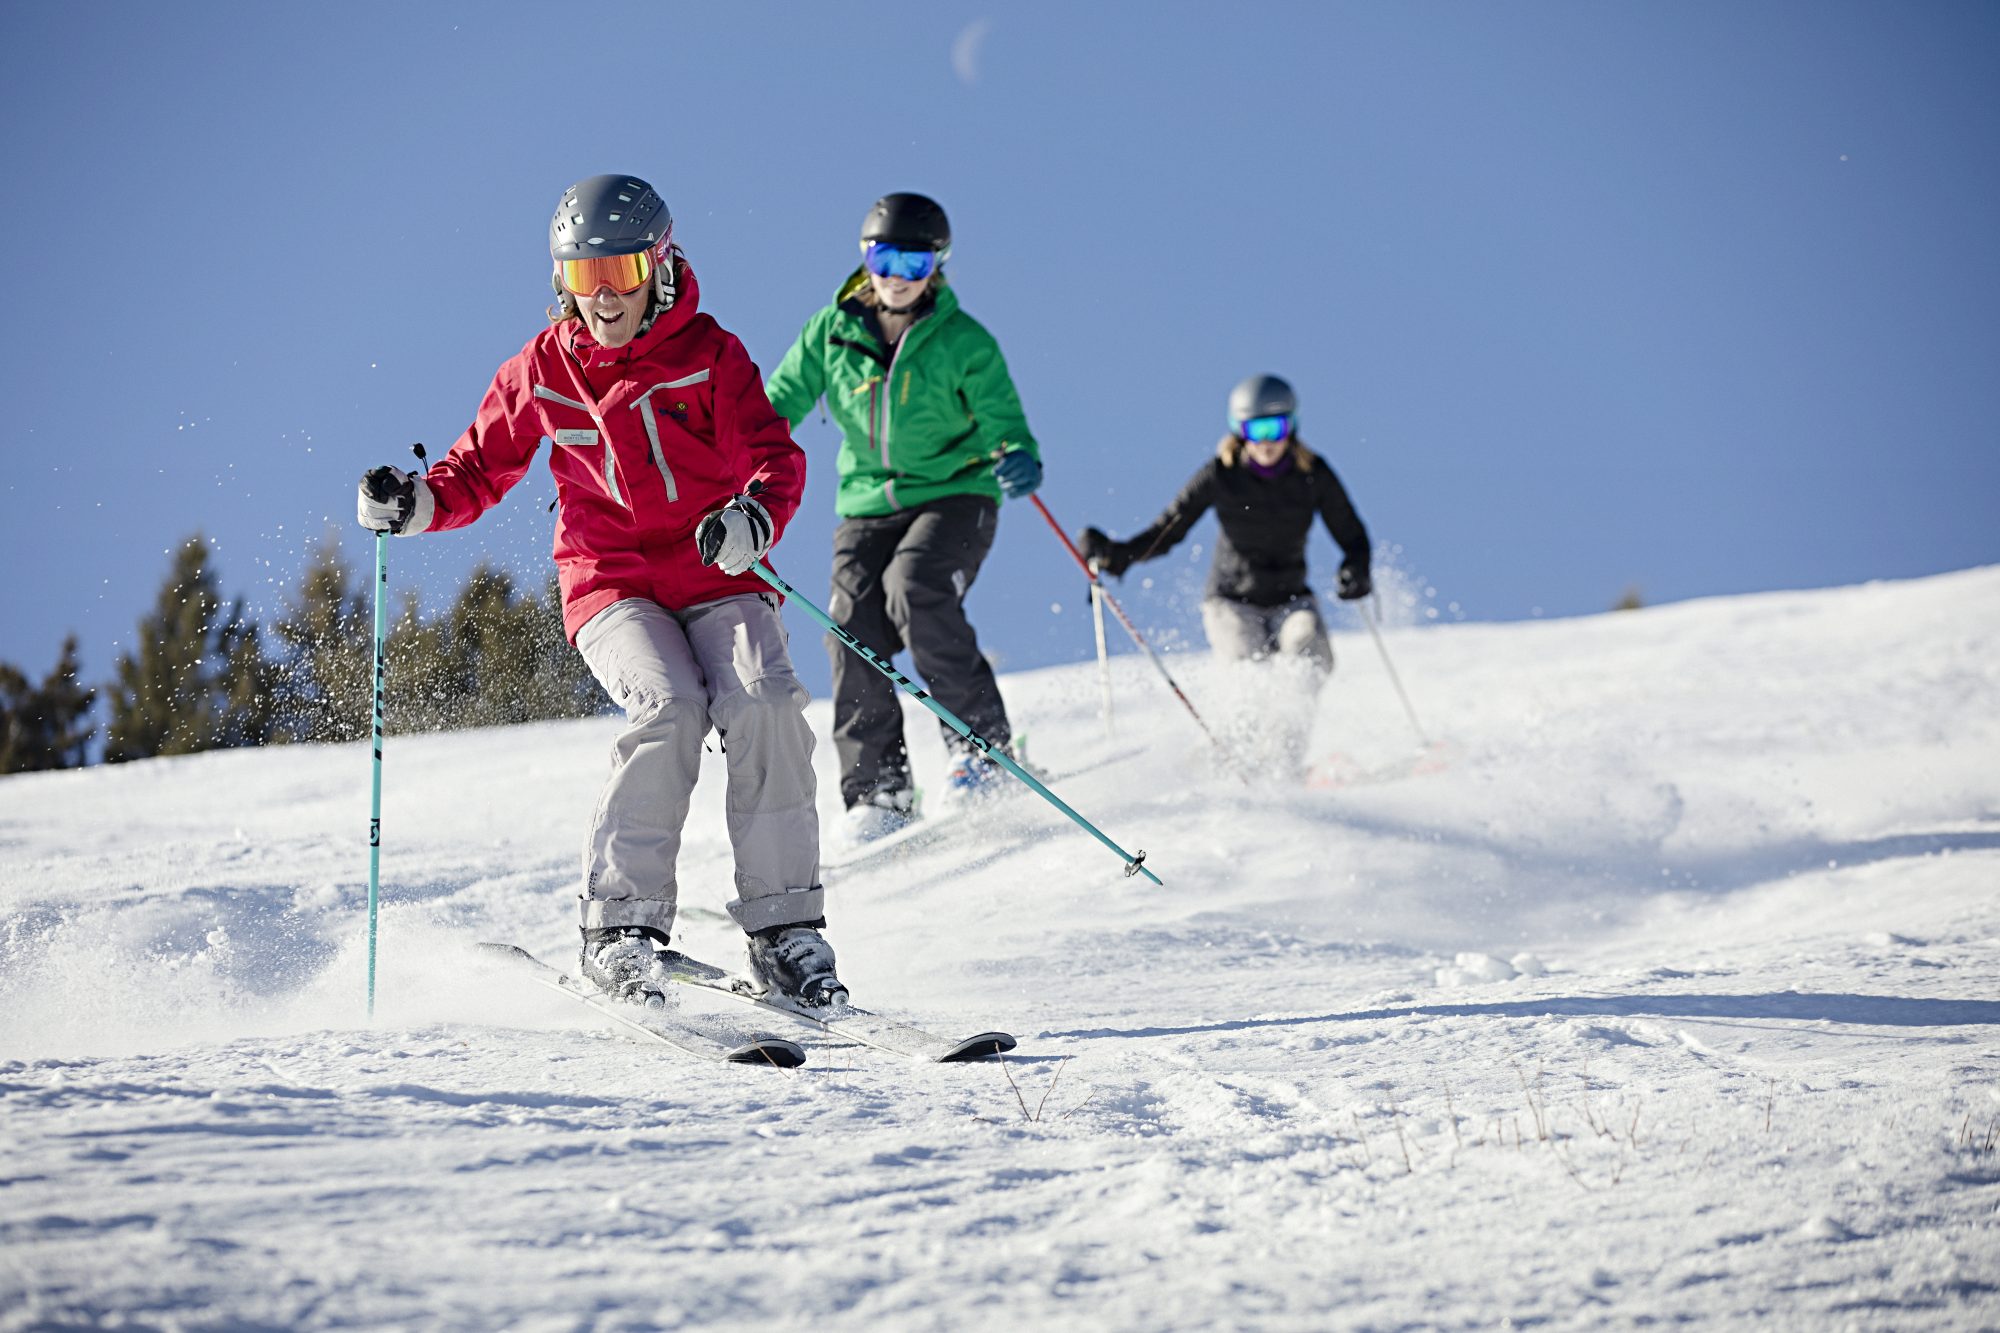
[
  {"x1": 550, "y1": 175, "x2": 676, "y2": 305},
  {"x1": 1229, "y1": 374, "x2": 1297, "y2": 426},
  {"x1": 551, "y1": 175, "x2": 672, "y2": 260}
]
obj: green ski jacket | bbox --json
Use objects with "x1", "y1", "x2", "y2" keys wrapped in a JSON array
[{"x1": 765, "y1": 271, "x2": 1040, "y2": 518}]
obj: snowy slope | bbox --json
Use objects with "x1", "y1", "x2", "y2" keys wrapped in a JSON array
[{"x1": 3, "y1": 568, "x2": 1998, "y2": 1331}]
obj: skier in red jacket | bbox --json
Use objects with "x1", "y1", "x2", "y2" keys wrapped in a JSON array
[{"x1": 356, "y1": 175, "x2": 843, "y2": 1007}]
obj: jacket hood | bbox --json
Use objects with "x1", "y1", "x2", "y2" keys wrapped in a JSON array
[{"x1": 565, "y1": 260, "x2": 705, "y2": 364}]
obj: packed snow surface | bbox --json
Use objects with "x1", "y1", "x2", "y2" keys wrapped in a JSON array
[{"x1": 3, "y1": 568, "x2": 1998, "y2": 1330}]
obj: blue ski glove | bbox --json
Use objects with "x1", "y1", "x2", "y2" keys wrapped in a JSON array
[{"x1": 993, "y1": 450, "x2": 1042, "y2": 500}]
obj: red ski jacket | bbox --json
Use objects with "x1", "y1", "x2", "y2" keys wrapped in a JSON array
[{"x1": 421, "y1": 264, "x2": 805, "y2": 640}]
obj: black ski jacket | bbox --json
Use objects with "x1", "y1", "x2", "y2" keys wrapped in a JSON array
[{"x1": 1116, "y1": 443, "x2": 1370, "y2": 607}]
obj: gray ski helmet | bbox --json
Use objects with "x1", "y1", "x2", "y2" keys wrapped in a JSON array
[
  {"x1": 1228, "y1": 374, "x2": 1298, "y2": 427},
  {"x1": 550, "y1": 175, "x2": 673, "y2": 261},
  {"x1": 860, "y1": 192, "x2": 952, "y2": 262}
]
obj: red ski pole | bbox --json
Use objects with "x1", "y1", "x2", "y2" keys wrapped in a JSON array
[{"x1": 1028, "y1": 495, "x2": 1251, "y2": 785}]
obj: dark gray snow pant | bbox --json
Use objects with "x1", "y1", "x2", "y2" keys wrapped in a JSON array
[{"x1": 827, "y1": 494, "x2": 1011, "y2": 808}]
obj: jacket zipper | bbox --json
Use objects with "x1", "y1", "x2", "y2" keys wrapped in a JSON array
[{"x1": 841, "y1": 307, "x2": 932, "y2": 512}]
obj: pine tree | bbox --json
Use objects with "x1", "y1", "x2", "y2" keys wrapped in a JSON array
[
  {"x1": 524, "y1": 572, "x2": 603, "y2": 722},
  {"x1": 212, "y1": 613, "x2": 280, "y2": 749},
  {"x1": 257, "y1": 541, "x2": 601, "y2": 742},
  {"x1": 0, "y1": 649, "x2": 86, "y2": 772},
  {"x1": 271, "y1": 533, "x2": 370, "y2": 742},
  {"x1": 0, "y1": 660, "x2": 26, "y2": 771},
  {"x1": 385, "y1": 585, "x2": 452, "y2": 734},
  {"x1": 31, "y1": 636, "x2": 98, "y2": 769},
  {"x1": 379, "y1": 564, "x2": 599, "y2": 733},
  {"x1": 103, "y1": 537, "x2": 272, "y2": 761},
  {"x1": 452, "y1": 565, "x2": 538, "y2": 729}
]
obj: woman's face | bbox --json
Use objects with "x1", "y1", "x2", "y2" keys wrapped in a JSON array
[
  {"x1": 577, "y1": 281, "x2": 651, "y2": 349},
  {"x1": 869, "y1": 269, "x2": 930, "y2": 312},
  {"x1": 1244, "y1": 436, "x2": 1290, "y2": 468}
]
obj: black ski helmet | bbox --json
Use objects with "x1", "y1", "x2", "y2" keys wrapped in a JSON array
[
  {"x1": 550, "y1": 174, "x2": 673, "y2": 261},
  {"x1": 1228, "y1": 374, "x2": 1298, "y2": 427},
  {"x1": 860, "y1": 192, "x2": 952, "y2": 262}
]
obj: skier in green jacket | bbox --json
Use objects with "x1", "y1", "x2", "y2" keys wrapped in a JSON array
[{"x1": 765, "y1": 193, "x2": 1043, "y2": 842}]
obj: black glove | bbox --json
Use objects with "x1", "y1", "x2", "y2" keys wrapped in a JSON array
[
  {"x1": 358, "y1": 465, "x2": 418, "y2": 534},
  {"x1": 1337, "y1": 558, "x2": 1372, "y2": 601},
  {"x1": 1079, "y1": 526, "x2": 1135, "y2": 578}
]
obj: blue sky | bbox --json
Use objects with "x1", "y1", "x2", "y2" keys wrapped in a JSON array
[{"x1": 3, "y1": 1, "x2": 1995, "y2": 704}]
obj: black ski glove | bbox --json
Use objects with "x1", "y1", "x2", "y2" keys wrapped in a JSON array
[
  {"x1": 1079, "y1": 526, "x2": 1134, "y2": 578},
  {"x1": 1336, "y1": 558, "x2": 1372, "y2": 601}
]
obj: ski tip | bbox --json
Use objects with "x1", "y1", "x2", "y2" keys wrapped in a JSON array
[
  {"x1": 728, "y1": 1040, "x2": 808, "y2": 1068},
  {"x1": 938, "y1": 1032, "x2": 1018, "y2": 1062}
]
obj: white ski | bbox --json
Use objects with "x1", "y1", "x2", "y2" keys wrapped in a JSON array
[
  {"x1": 476, "y1": 942, "x2": 806, "y2": 1068},
  {"x1": 656, "y1": 952, "x2": 1016, "y2": 1063}
]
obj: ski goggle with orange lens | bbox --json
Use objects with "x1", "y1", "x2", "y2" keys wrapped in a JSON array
[
  {"x1": 1238, "y1": 414, "x2": 1294, "y2": 444},
  {"x1": 861, "y1": 242, "x2": 938, "y2": 282},
  {"x1": 556, "y1": 249, "x2": 654, "y2": 297}
]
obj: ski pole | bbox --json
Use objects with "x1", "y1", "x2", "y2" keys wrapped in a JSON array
[
  {"x1": 1089, "y1": 571, "x2": 1113, "y2": 738},
  {"x1": 364, "y1": 442, "x2": 426, "y2": 1019},
  {"x1": 1362, "y1": 594, "x2": 1429, "y2": 748},
  {"x1": 366, "y1": 528, "x2": 386, "y2": 1018},
  {"x1": 750, "y1": 559, "x2": 1162, "y2": 885},
  {"x1": 1026, "y1": 495, "x2": 1251, "y2": 784}
]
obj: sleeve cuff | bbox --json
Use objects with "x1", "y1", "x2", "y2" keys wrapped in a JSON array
[{"x1": 400, "y1": 476, "x2": 436, "y2": 536}]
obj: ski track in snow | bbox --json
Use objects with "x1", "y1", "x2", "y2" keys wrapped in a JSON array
[{"x1": 3, "y1": 568, "x2": 1999, "y2": 1330}]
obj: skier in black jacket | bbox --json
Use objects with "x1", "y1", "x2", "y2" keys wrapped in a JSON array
[{"x1": 1080, "y1": 374, "x2": 1371, "y2": 685}]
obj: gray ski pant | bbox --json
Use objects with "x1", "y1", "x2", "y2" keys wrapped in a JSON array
[
  {"x1": 826, "y1": 494, "x2": 1010, "y2": 808},
  {"x1": 1201, "y1": 595, "x2": 1334, "y2": 679},
  {"x1": 574, "y1": 594, "x2": 823, "y2": 939},
  {"x1": 1201, "y1": 595, "x2": 1333, "y2": 776}
]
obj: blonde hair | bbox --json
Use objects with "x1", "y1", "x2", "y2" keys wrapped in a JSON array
[{"x1": 1217, "y1": 434, "x2": 1316, "y2": 472}]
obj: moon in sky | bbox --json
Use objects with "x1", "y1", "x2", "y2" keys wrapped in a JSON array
[{"x1": 952, "y1": 19, "x2": 993, "y2": 86}]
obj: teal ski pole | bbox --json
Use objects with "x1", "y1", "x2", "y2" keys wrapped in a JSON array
[
  {"x1": 751, "y1": 559, "x2": 1162, "y2": 886},
  {"x1": 366, "y1": 528, "x2": 386, "y2": 1018}
]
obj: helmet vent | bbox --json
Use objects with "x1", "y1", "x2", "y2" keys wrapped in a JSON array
[{"x1": 550, "y1": 175, "x2": 674, "y2": 264}]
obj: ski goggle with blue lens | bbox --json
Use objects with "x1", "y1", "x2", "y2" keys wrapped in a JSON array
[
  {"x1": 1237, "y1": 414, "x2": 1294, "y2": 444},
  {"x1": 862, "y1": 242, "x2": 939, "y2": 282}
]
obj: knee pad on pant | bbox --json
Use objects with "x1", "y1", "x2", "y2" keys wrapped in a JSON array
[
  {"x1": 883, "y1": 571, "x2": 958, "y2": 635},
  {"x1": 617, "y1": 694, "x2": 709, "y2": 747},
  {"x1": 709, "y1": 673, "x2": 810, "y2": 735}
]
